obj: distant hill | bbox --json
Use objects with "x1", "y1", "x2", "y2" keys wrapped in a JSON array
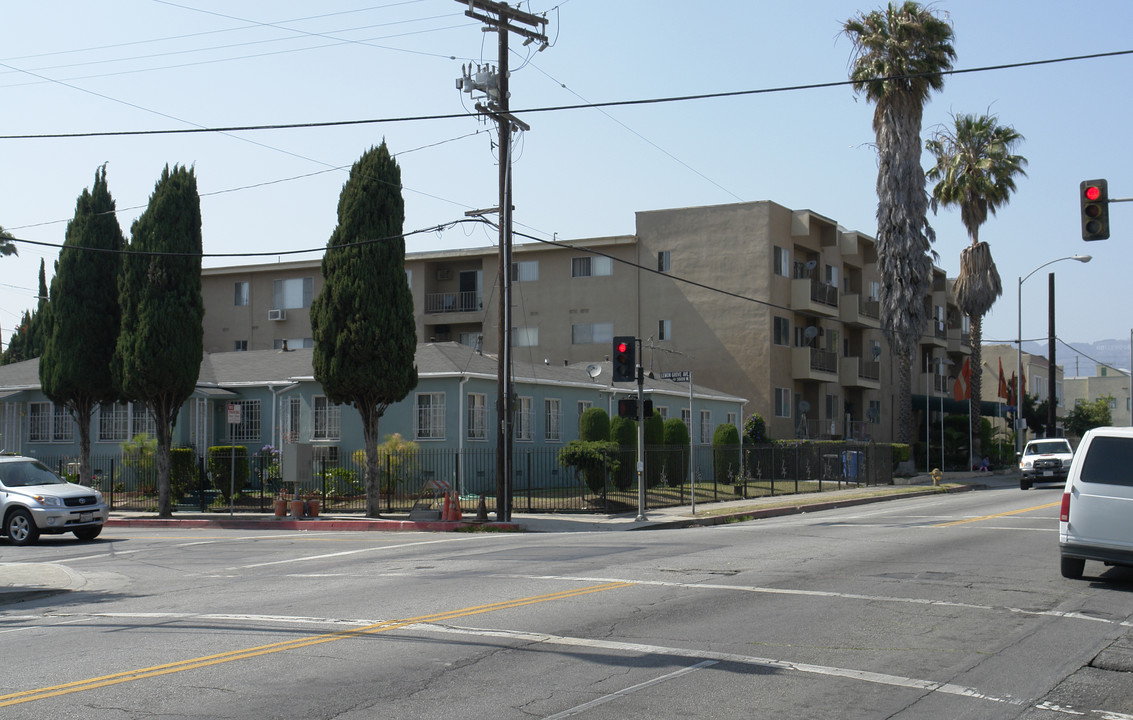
[{"x1": 1019, "y1": 339, "x2": 1131, "y2": 378}]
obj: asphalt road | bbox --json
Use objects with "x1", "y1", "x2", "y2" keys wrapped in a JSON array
[{"x1": 1, "y1": 483, "x2": 1131, "y2": 719}]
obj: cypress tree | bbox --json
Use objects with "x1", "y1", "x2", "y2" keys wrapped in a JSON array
[
  {"x1": 311, "y1": 142, "x2": 417, "y2": 517},
  {"x1": 40, "y1": 166, "x2": 126, "y2": 485},
  {"x1": 114, "y1": 164, "x2": 204, "y2": 517}
]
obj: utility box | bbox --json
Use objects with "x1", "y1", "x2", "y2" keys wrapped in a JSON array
[{"x1": 282, "y1": 443, "x2": 312, "y2": 485}]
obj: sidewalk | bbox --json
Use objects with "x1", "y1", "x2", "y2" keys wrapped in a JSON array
[{"x1": 102, "y1": 471, "x2": 1015, "y2": 534}]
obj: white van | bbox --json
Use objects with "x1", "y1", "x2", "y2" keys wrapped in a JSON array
[{"x1": 1059, "y1": 427, "x2": 1133, "y2": 579}]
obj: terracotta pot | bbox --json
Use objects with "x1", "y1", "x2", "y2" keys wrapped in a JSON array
[
  {"x1": 290, "y1": 499, "x2": 305, "y2": 517},
  {"x1": 306, "y1": 499, "x2": 320, "y2": 517},
  {"x1": 273, "y1": 498, "x2": 288, "y2": 517}
]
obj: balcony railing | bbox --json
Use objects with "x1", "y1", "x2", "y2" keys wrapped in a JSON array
[
  {"x1": 810, "y1": 280, "x2": 838, "y2": 308},
  {"x1": 424, "y1": 291, "x2": 482, "y2": 314},
  {"x1": 859, "y1": 359, "x2": 880, "y2": 381},
  {"x1": 859, "y1": 297, "x2": 880, "y2": 321},
  {"x1": 810, "y1": 347, "x2": 837, "y2": 373}
]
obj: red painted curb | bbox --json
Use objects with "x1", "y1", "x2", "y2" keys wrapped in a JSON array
[{"x1": 104, "y1": 518, "x2": 521, "y2": 533}]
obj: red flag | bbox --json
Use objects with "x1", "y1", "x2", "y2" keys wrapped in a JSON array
[
  {"x1": 997, "y1": 358, "x2": 1009, "y2": 399},
  {"x1": 952, "y1": 357, "x2": 971, "y2": 401}
]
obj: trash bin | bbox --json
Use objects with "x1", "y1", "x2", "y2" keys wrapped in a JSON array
[{"x1": 842, "y1": 450, "x2": 863, "y2": 480}]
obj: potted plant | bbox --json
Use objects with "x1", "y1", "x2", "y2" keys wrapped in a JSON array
[
  {"x1": 272, "y1": 491, "x2": 288, "y2": 517},
  {"x1": 304, "y1": 493, "x2": 321, "y2": 517}
]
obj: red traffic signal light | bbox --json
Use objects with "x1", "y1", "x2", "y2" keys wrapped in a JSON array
[
  {"x1": 612, "y1": 336, "x2": 636, "y2": 382},
  {"x1": 1081, "y1": 179, "x2": 1110, "y2": 241}
]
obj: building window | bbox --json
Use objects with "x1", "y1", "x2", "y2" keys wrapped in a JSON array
[
  {"x1": 699, "y1": 410, "x2": 711, "y2": 444},
  {"x1": 773, "y1": 246, "x2": 790, "y2": 277},
  {"x1": 273, "y1": 337, "x2": 313, "y2": 350},
  {"x1": 273, "y1": 277, "x2": 313, "y2": 310},
  {"x1": 775, "y1": 388, "x2": 791, "y2": 418},
  {"x1": 571, "y1": 322, "x2": 613, "y2": 345},
  {"x1": 656, "y1": 406, "x2": 668, "y2": 419},
  {"x1": 233, "y1": 340, "x2": 248, "y2": 352},
  {"x1": 577, "y1": 400, "x2": 592, "y2": 429},
  {"x1": 97, "y1": 403, "x2": 129, "y2": 442},
  {"x1": 681, "y1": 408, "x2": 691, "y2": 433},
  {"x1": 312, "y1": 396, "x2": 341, "y2": 441},
  {"x1": 405, "y1": 269, "x2": 412, "y2": 288},
  {"x1": 774, "y1": 316, "x2": 790, "y2": 346},
  {"x1": 458, "y1": 332, "x2": 483, "y2": 349},
  {"x1": 29, "y1": 402, "x2": 67, "y2": 443},
  {"x1": 467, "y1": 393, "x2": 487, "y2": 440},
  {"x1": 511, "y1": 260, "x2": 538, "y2": 282},
  {"x1": 224, "y1": 400, "x2": 261, "y2": 443},
  {"x1": 132, "y1": 404, "x2": 157, "y2": 438},
  {"x1": 571, "y1": 256, "x2": 612, "y2": 278},
  {"x1": 868, "y1": 400, "x2": 881, "y2": 425},
  {"x1": 869, "y1": 281, "x2": 880, "y2": 300},
  {"x1": 658, "y1": 319, "x2": 672, "y2": 341},
  {"x1": 545, "y1": 398, "x2": 562, "y2": 442},
  {"x1": 285, "y1": 397, "x2": 301, "y2": 442},
  {"x1": 727, "y1": 412, "x2": 737, "y2": 427},
  {"x1": 515, "y1": 397, "x2": 533, "y2": 441},
  {"x1": 234, "y1": 281, "x2": 249, "y2": 307},
  {"x1": 416, "y1": 393, "x2": 445, "y2": 440},
  {"x1": 512, "y1": 327, "x2": 539, "y2": 347},
  {"x1": 825, "y1": 265, "x2": 839, "y2": 288},
  {"x1": 658, "y1": 251, "x2": 671, "y2": 272}
]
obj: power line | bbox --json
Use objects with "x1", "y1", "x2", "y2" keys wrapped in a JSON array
[{"x1": 3, "y1": 49, "x2": 1129, "y2": 141}]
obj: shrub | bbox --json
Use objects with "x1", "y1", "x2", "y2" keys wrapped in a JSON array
[
  {"x1": 353, "y1": 433, "x2": 420, "y2": 494},
  {"x1": 122, "y1": 433, "x2": 157, "y2": 484},
  {"x1": 661, "y1": 417, "x2": 690, "y2": 486},
  {"x1": 207, "y1": 446, "x2": 249, "y2": 503},
  {"x1": 579, "y1": 407, "x2": 610, "y2": 442},
  {"x1": 169, "y1": 447, "x2": 200, "y2": 503},
  {"x1": 644, "y1": 411, "x2": 665, "y2": 487},
  {"x1": 712, "y1": 423, "x2": 741, "y2": 484},
  {"x1": 609, "y1": 415, "x2": 637, "y2": 490},
  {"x1": 744, "y1": 414, "x2": 767, "y2": 444},
  {"x1": 558, "y1": 440, "x2": 620, "y2": 494}
]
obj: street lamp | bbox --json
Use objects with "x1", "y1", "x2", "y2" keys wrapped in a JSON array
[{"x1": 1017, "y1": 254, "x2": 1092, "y2": 456}]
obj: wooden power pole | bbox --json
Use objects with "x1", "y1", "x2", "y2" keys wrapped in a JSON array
[{"x1": 457, "y1": 1, "x2": 548, "y2": 522}]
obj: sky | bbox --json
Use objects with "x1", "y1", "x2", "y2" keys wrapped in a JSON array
[{"x1": 2, "y1": 0, "x2": 1131, "y2": 368}]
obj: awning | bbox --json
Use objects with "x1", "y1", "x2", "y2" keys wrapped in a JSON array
[
  {"x1": 193, "y1": 386, "x2": 238, "y2": 397},
  {"x1": 0, "y1": 390, "x2": 25, "y2": 401}
]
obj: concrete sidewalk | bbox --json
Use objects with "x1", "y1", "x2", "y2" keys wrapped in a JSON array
[{"x1": 101, "y1": 471, "x2": 1015, "y2": 534}]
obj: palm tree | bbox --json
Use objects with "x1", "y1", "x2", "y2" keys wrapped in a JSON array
[
  {"x1": 844, "y1": 2, "x2": 956, "y2": 444},
  {"x1": 926, "y1": 113, "x2": 1027, "y2": 460},
  {"x1": 0, "y1": 226, "x2": 16, "y2": 257}
]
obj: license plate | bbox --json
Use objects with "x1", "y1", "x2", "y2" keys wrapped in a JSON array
[
  {"x1": 1042, "y1": 470, "x2": 1053, "y2": 477},
  {"x1": 79, "y1": 512, "x2": 94, "y2": 522}
]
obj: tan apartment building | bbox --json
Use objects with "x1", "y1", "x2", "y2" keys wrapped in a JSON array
[{"x1": 200, "y1": 200, "x2": 971, "y2": 444}]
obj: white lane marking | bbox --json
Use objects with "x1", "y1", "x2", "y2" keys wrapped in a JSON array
[
  {"x1": 512, "y1": 574, "x2": 1133, "y2": 629},
  {"x1": 0, "y1": 617, "x2": 90, "y2": 634},
  {"x1": 416, "y1": 624, "x2": 1019, "y2": 706},
  {"x1": 540, "y1": 660, "x2": 718, "y2": 719},
  {"x1": 229, "y1": 537, "x2": 467, "y2": 569},
  {"x1": 38, "y1": 612, "x2": 378, "y2": 627}
]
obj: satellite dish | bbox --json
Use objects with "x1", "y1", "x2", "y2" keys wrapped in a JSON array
[
  {"x1": 798, "y1": 400, "x2": 811, "y2": 414},
  {"x1": 804, "y1": 259, "x2": 817, "y2": 272},
  {"x1": 586, "y1": 363, "x2": 602, "y2": 379},
  {"x1": 871, "y1": 345, "x2": 882, "y2": 359},
  {"x1": 803, "y1": 326, "x2": 819, "y2": 341}
]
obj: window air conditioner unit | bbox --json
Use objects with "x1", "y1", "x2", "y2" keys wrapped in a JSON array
[
  {"x1": 435, "y1": 268, "x2": 453, "y2": 281},
  {"x1": 268, "y1": 308, "x2": 286, "y2": 321}
]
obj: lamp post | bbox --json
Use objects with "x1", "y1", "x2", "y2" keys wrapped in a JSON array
[{"x1": 1017, "y1": 254, "x2": 1091, "y2": 456}]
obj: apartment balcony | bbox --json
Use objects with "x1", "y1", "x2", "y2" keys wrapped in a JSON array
[
  {"x1": 423, "y1": 291, "x2": 483, "y2": 316},
  {"x1": 790, "y1": 278, "x2": 839, "y2": 319},
  {"x1": 947, "y1": 326, "x2": 972, "y2": 355},
  {"x1": 792, "y1": 346, "x2": 839, "y2": 383},
  {"x1": 922, "y1": 320, "x2": 948, "y2": 349},
  {"x1": 839, "y1": 293, "x2": 881, "y2": 328},
  {"x1": 839, "y1": 356, "x2": 881, "y2": 389}
]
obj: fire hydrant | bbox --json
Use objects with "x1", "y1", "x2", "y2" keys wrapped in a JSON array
[{"x1": 930, "y1": 468, "x2": 943, "y2": 487}]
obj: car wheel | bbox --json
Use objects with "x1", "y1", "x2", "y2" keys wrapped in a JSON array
[
  {"x1": 1060, "y1": 556, "x2": 1085, "y2": 579},
  {"x1": 1020, "y1": 478, "x2": 1032, "y2": 490},
  {"x1": 5, "y1": 508, "x2": 40, "y2": 546},
  {"x1": 73, "y1": 526, "x2": 102, "y2": 542}
]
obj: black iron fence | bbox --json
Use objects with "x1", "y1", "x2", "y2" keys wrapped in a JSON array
[{"x1": 35, "y1": 441, "x2": 893, "y2": 515}]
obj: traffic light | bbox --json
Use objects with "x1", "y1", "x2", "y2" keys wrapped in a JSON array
[
  {"x1": 617, "y1": 398, "x2": 653, "y2": 418},
  {"x1": 612, "y1": 336, "x2": 636, "y2": 382},
  {"x1": 1081, "y1": 179, "x2": 1110, "y2": 241}
]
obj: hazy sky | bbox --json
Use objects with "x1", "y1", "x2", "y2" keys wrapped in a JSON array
[{"x1": 3, "y1": 0, "x2": 1130, "y2": 366}]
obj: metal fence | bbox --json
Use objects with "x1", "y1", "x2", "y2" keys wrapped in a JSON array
[{"x1": 34, "y1": 441, "x2": 894, "y2": 515}]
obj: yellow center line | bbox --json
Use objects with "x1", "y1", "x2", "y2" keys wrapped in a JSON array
[
  {"x1": 933, "y1": 502, "x2": 1060, "y2": 527},
  {"x1": 0, "y1": 581, "x2": 634, "y2": 708}
]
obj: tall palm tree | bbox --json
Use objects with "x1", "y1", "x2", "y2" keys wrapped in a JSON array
[
  {"x1": 844, "y1": 2, "x2": 956, "y2": 444},
  {"x1": 0, "y1": 226, "x2": 17, "y2": 257},
  {"x1": 926, "y1": 113, "x2": 1027, "y2": 460}
]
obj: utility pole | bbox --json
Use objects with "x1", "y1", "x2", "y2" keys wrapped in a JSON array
[{"x1": 457, "y1": 1, "x2": 548, "y2": 522}]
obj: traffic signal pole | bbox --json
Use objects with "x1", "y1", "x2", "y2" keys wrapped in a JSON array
[{"x1": 636, "y1": 338, "x2": 646, "y2": 522}]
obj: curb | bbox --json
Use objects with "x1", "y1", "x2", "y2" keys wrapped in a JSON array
[
  {"x1": 629, "y1": 484, "x2": 979, "y2": 530},
  {"x1": 105, "y1": 517, "x2": 522, "y2": 533}
]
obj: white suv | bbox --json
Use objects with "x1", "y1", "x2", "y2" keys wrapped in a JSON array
[
  {"x1": 1019, "y1": 438, "x2": 1074, "y2": 490},
  {"x1": 1059, "y1": 427, "x2": 1133, "y2": 579},
  {"x1": 0, "y1": 455, "x2": 108, "y2": 545}
]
